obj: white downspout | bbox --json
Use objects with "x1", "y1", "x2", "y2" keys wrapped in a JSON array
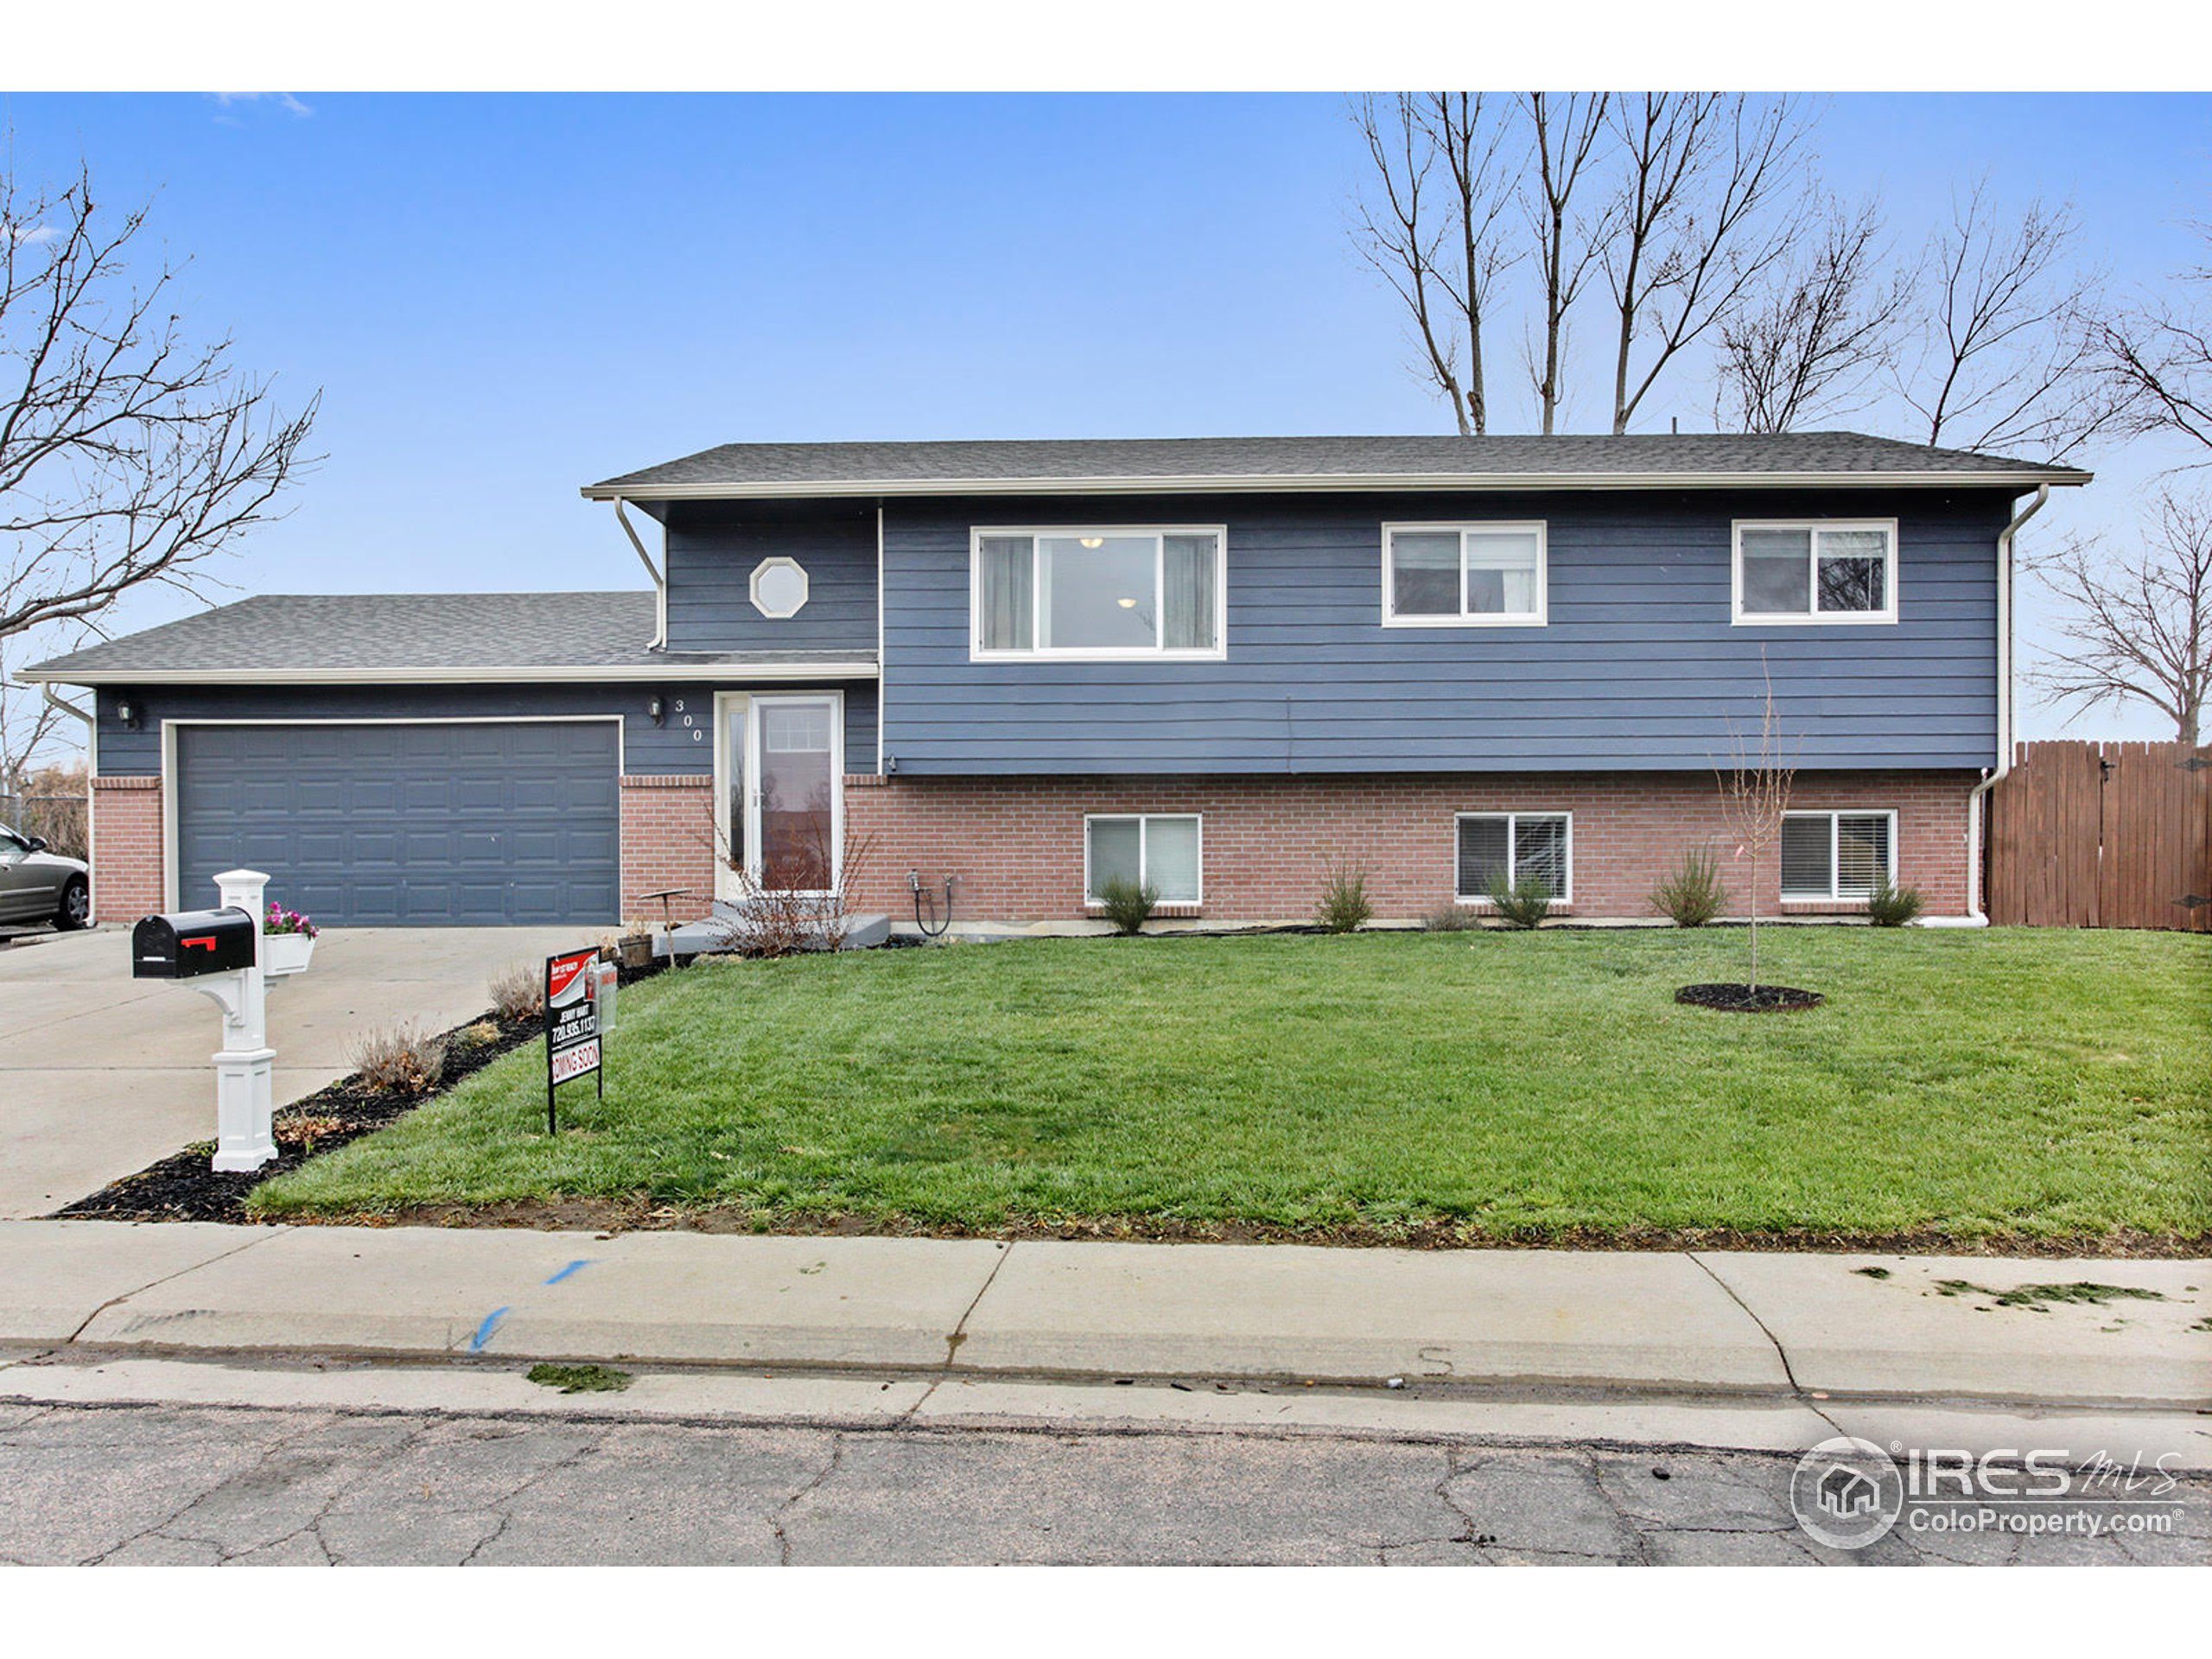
[
  {"x1": 613, "y1": 496, "x2": 668, "y2": 652},
  {"x1": 1937, "y1": 483, "x2": 2050, "y2": 928}
]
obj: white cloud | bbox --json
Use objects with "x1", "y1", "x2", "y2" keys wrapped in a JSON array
[
  {"x1": 6, "y1": 226, "x2": 59, "y2": 245},
  {"x1": 210, "y1": 92, "x2": 313, "y2": 118}
]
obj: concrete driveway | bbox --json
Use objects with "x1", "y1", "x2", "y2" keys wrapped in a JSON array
[{"x1": 0, "y1": 925, "x2": 586, "y2": 1217}]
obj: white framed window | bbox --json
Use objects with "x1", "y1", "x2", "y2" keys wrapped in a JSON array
[
  {"x1": 749, "y1": 556, "x2": 810, "y2": 619},
  {"x1": 1454, "y1": 811, "x2": 1573, "y2": 903},
  {"x1": 1084, "y1": 813, "x2": 1203, "y2": 905},
  {"x1": 1383, "y1": 522, "x2": 1548, "y2": 626},
  {"x1": 1780, "y1": 810, "x2": 1897, "y2": 900},
  {"x1": 972, "y1": 527, "x2": 1226, "y2": 659},
  {"x1": 1732, "y1": 520, "x2": 1897, "y2": 624}
]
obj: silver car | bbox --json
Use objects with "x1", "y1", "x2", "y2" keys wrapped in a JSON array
[{"x1": 0, "y1": 821, "x2": 90, "y2": 930}]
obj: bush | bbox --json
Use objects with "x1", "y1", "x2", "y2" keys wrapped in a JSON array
[
  {"x1": 1422, "y1": 902, "x2": 1482, "y2": 931},
  {"x1": 350, "y1": 1021, "x2": 448, "y2": 1096},
  {"x1": 1313, "y1": 862, "x2": 1373, "y2": 933},
  {"x1": 1866, "y1": 874, "x2": 1924, "y2": 927},
  {"x1": 1649, "y1": 847, "x2": 1728, "y2": 927},
  {"x1": 1487, "y1": 871, "x2": 1554, "y2": 929},
  {"x1": 488, "y1": 963, "x2": 543, "y2": 1023},
  {"x1": 1096, "y1": 874, "x2": 1158, "y2": 935}
]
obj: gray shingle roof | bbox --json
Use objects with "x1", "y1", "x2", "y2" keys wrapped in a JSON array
[
  {"x1": 18, "y1": 593, "x2": 875, "y2": 683},
  {"x1": 586, "y1": 432, "x2": 2089, "y2": 499}
]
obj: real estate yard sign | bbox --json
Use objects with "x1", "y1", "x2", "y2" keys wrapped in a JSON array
[{"x1": 544, "y1": 949, "x2": 603, "y2": 1133}]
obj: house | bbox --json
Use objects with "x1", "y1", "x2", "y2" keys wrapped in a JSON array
[{"x1": 19, "y1": 434, "x2": 2088, "y2": 931}]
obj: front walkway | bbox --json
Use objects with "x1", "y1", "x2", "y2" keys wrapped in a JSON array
[{"x1": 0, "y1": 925, "x2": 584, "y2": 1217}]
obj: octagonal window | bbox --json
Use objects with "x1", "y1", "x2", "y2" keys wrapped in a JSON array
[{"x1": 749, "y1": 556, "x2": 810, "y2": 620}]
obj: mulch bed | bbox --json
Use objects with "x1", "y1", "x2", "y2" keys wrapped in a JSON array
[
  {"x1": 53, "y1": 958, "x2": 671, "y2": 1225},
  {"x1": 1674, "y1": 982, "x2": 1826, "y2": 1013}
]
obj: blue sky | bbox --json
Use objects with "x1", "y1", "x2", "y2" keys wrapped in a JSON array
[{"x1": 7, "y1": 92, "x2": 2209, "y2": 734}]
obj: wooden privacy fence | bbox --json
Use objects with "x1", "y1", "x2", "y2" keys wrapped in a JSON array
[{"x1": 1987, "y1": 741, "x2": 2211, "y2": 931}]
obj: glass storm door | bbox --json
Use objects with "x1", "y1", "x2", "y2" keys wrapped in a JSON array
[{"x1": 747, "y1": 695, "x2": 840, "y2": 893}]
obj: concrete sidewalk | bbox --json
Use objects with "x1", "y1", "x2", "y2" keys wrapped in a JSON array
[{"x1": 3, "y1": 1220, "x2": 2206, "y2": 1413}]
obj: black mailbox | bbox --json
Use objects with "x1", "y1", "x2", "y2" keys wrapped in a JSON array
[{"x1": 133, "y1": 907, "x2": 258, "y2": 979}]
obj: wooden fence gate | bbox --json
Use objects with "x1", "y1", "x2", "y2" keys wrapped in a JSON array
[{"x1": 1987, "y1": 741, "x2": 2212, "y2": 930}]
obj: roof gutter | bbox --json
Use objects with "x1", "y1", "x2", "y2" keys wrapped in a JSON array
[
  {"x1": 613, "y1": 497, "x2": 667, "y2": 651},
  {"x1": 581, "y1": 467, "x2": 2091, "y2": 503},
  {"x1": 1936, "y1": 483, "x2": 2051, "y2": 929},
  {"x1": 14, "y1": 661, "x2": 880, "y2": 688}
]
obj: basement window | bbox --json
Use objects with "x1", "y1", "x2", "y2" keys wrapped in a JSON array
[
  {"x1": 1781, "y1": 810, "x2": 1897, "y2": 899},
  {"x1": 1455, "y1": 812, "x2": 1572, "y2": 903},
  {"x1": 1085, "y1": 814, "x2": 1203, "y2": 905}
]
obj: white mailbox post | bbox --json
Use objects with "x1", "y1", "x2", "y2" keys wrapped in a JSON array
[
  {"x1": 130, "y1": 868, "x2": 314, "y2": 1173},
  {"x1": 203, "y1": 868, "x2": 278, "y2": 1171}
]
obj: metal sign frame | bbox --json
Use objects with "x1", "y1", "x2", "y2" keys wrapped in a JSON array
[{"x1": 544, "y1": 948, "x2": 603, "y2": 1133}]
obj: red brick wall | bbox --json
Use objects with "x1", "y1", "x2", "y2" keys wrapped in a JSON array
[
  {"x1": 840, "y1": 770, "x2": 1978, "y2": 925},
  {"x1": 89, "y1": 774, "x2": 163, "y2": 924},
  {"x1": 619, "y1": 774, "x2": 718, "y2": 923}
]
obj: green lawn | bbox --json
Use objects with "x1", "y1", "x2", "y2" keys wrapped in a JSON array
[{"x1": 250, "y1": 929, "x2": 2212, "y2": 1242}]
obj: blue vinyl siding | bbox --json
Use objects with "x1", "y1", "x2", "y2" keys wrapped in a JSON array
[
  {"x1": 95, "y1": 681, "x2": 877, "y2": 779},
  {"x1": 662, "y1": 500, "x2": 878, "y2": 653},
  {"x1": 878, "y1": 489, "x2": 2013, "y2": 774}
]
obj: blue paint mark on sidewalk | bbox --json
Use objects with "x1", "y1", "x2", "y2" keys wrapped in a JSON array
[
  {"x1": 469, "y1": 1306, "x2": 511, "y2": 1352},
  {"x1": 543, "y1": 1259, "x2": 594, "y2": 1286}
]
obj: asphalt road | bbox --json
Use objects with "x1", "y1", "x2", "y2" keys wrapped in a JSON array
[{"x1": 2, "y1": 1400, "x2": 2204, "y2": 1566}]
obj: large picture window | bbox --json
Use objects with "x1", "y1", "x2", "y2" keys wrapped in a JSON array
[
  {"x1": 973, "y1": 528, "x2": 1224, "y2": 658},
  {"x1": 1780, "y1": 810, "x2": 1897, "y2": 899},
  {"x1": 1384, "y1": 523, "x2": 1547, "y2": 626},
  {"x1": 1085, "y1": 814, "x2": 1203, "y2": 905},
  {"x1": 1733, "y1": 521, "x2": 1897, "y2": 623},
  {"x1": 1455, "y1": 812, "x2": 1572, "y2": 902}
]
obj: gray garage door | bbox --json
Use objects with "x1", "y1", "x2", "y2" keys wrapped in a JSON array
[{"x1": 175, "y1": 722, "x2": 620, "y2": 926}]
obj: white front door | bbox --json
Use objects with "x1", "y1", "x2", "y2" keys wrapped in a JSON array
[{"x1": 716, "y1": 691, "x2": 843, "y2": 899}]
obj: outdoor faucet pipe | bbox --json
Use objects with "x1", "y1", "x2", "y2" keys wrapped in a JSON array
[
  {"x1": 613, "y1": 496, "x2": 668, "y2": 652},
  {"x1": 911, "y1": 871, "x2": 957, "y2": 940},
  {"x1": 1949, "y1": 482, "x2": 2052, "y2": 928}
]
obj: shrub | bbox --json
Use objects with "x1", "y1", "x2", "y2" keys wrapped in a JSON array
[
  {"x1": 1313, "y1": 862, "x2": 1373, "y2": 933},
  {"x1": 1422, "y1": 902, "x2": 1481, "y2": 931},
  {"x1": 350, "y1": 1021, "x2": 448, "y2": 1096},
  {"x1": 1096, "y1": 874, "x2": 1158, "y2": 935},
  {"x1": 1487, "y1": 871, "x2": 1554, "y2": 929},
  {"x1": 488, "y1": 963, "x2": 543, "y2": 1023},
  {"x1": 1866, "y1": 874, "x2": 1924, "y2": 927},
  {"x1": 1649, "y1": 848, "x2": 1728, "y2": 927}
]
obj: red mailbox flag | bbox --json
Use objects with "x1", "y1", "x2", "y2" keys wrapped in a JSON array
[{"x1": 544, "y1": 949, "x2": 603, "y2": 1133}]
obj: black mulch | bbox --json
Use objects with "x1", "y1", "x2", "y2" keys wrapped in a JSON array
[
  {"x1": 52, "y1": 957, "x2": 672, "y2": 1225},
  {"x1": 1674, "y1": 982, "x2": 1826, "y2": 1013}
]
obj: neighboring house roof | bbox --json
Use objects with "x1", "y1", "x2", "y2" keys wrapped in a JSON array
[
  {"x1": 585, "y1": 432, "x2": 2092, "y2": 501},
  {"x1": 16, "y1": 593, "x2": 877, "y2": 684}
]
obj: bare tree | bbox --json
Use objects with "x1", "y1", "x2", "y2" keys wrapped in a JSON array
[
  {"x1": 2098, "y1": 219, "x2": 2212, "y2": 461},
  {"x1": 1714, "y1": 193, "x2": 1910, "y2": 433},
  {"x1": 0, "y1": 161, "x2": 317, "y2": 647},
  {"x1": 0, "y1": 629, "x2": 83, "y2": 796},
  {"x1": 1896, "y1": 182, "x2": 2109, "y2": 458},
  {"x1": 1716, "y1": 655, "x2": 1796, "y2": 993},
  {"x1": 1603, "y1": 94, "x2": 1810, "y2": 435},
  {"x1": 1522, "y1": 92, "x2": 1612, "y2": 435},
  {"x1": 2026, "y1": 486, "x2": 2212, "y2": 744},
  {"x1": 1350, "y1": 94, "x2": 1522, "y2": 435}
]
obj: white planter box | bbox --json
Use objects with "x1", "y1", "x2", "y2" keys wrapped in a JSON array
[{"x1": 263, "y1": 932, "x2": 315, "y2": 977}]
